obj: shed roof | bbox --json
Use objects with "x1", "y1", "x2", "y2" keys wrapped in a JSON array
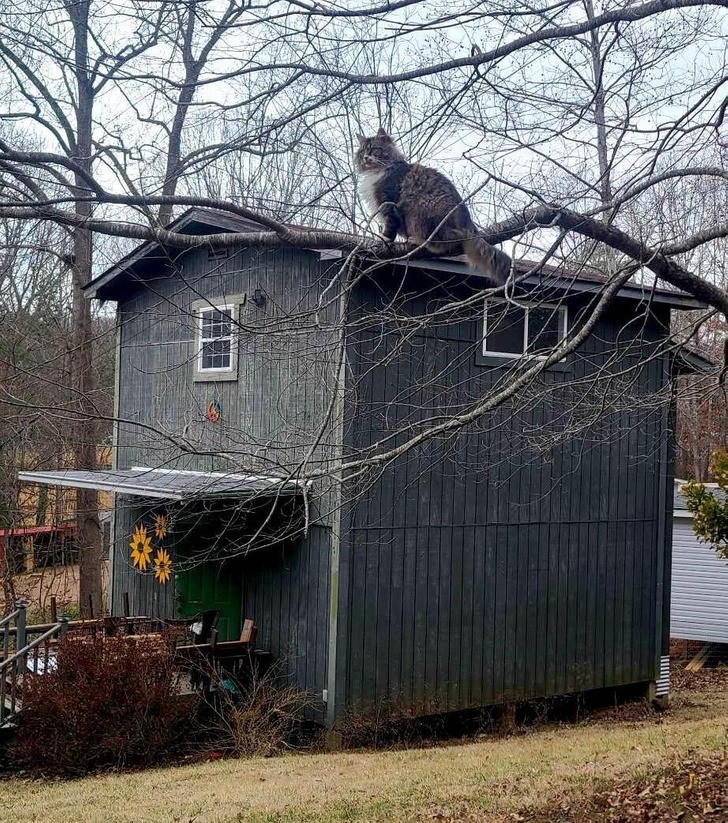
[
  {"x1": 85, "y1": 208, "x2": 342, "y2": 301},
  {"x1": 85, "y1": 207, "x2": 705, "y2": 310},
  {"x1": 674, "y1": 479, "x2": 726, "y2": 517},
  {"x1": 17, "y1": 467, "x2": 304, "y2": 502},
  {"x1": 671, "y1": 347, "x2": 720, "y2": 376}
]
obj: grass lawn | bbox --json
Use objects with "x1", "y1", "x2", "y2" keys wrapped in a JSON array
[{"x1": 1, "y1": 674, "x2": 726, "y2": 823}]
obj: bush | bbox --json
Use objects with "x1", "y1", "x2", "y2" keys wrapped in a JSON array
[
  {"x1": 12, "y1": 634, "x2": 194, "y2": 776},
  {"x1": 204, "y1": 660, "x2": 315, "y2": 758},
  {"x1": 681, "y1": 450, "x2": 728, "y2": 561}
]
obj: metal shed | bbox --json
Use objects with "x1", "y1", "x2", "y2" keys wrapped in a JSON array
[{"x1": 671, "y1": 481, "x2": 728, "y2": 644}]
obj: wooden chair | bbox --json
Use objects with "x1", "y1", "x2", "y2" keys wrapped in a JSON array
[{"x1": 239, "y1": 618, "x2": 257, "y2": 645}]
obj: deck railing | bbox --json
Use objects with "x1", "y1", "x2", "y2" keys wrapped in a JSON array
[{"x1": 0, "y1": 604, "x2": 67, "y2": 727}]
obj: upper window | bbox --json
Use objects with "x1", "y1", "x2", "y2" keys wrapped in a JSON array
[
  {"x1": 194, "y1": 302, "x2": 238, "y2": 380},
  {"x1": 483, "y1": 299, "x2": 568, "y2": 359}
]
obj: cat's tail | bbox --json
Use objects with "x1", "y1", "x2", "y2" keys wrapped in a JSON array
[{"x1": 462, "y1": 232, "x2": 512, "y2": 285}]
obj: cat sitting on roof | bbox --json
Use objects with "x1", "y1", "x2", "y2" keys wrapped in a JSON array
[{"x1": 355, "y1": 128, "x2": 511, "y2": 285}]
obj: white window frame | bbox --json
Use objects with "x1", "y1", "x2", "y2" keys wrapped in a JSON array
[
  {"x1": 483, "y1": 299, "x2": 568, "y2": 360},
  {"x1": 193, "y1": 300, "x2": 240, "y2": 381}
]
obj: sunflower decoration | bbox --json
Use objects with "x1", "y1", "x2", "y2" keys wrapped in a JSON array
[
  {"x1": 129, "y1": 523, "x2": 153, "y2": 570},
  {"x1": 153, "y1": 512, "x2": 169, "y2": 541},
  {"x1": 153, "y1": 548, "x2": 173, "y2": 585}
]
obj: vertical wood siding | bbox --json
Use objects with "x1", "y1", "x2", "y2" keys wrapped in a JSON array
[
  {"x1": 111, "y1": 496, "x2": 176, "y2": 619},
  {"x1": 112, "y1": 247, "x2": 340, "y2": 699},
  {"x1": 112, "y1": 247, "x2": 676, "y2": 721},
  {"x1": 336, "y1": 270, "x2": 672, "y2": 717}
]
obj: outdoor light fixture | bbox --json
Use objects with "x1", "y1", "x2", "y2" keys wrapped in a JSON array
[{"x1": 251, "y1": 287, "x2": 266, "y2": 307}]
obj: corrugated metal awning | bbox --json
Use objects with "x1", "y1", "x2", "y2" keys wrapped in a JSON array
[{"x1": 17, "y1": 467, "x2": 304, "y2": 502}]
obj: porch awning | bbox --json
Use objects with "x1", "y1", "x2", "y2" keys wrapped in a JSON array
[{"x1": 17, "y1": 467, "x2": 305, "y2": 502}]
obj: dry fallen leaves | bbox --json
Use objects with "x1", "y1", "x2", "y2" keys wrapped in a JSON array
[{"x1": 518, "y1": 751, "x2": 727, "y2": 822}]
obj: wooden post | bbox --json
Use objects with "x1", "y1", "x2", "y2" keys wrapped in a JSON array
[
  {"x1": 16, "y1": 603, "x2": 26, "y2": 658},
  {"x1": 50, "y1": 596, "x2": 58, "y2": 623},
  {"x1": 88, "y1": 594, "x2": 94, "y2": 619}
]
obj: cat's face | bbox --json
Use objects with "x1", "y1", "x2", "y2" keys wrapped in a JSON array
[{"x1": 355, "y1": 128, "x2": 405, "y2": 171}]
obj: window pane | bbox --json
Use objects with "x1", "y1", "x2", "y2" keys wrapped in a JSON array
[
  {"x1": 201, "y1": 338, "x2": 231, "y2": 370},
  {"x1": 200, "y1": 310, "x2": 214, "y2": 336},
  {"x1": 201, "y1": 307, "x2": 232, "y2": 340},
  {"x1": 485, "y1": 302, "x2": 525, "y2": 355},
  {"x1": 527, "y1": 306, "x2": 564, "y2": 353}
]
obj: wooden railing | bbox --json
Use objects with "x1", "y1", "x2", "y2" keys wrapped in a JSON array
[
  {"x1": 0, "y1": 604, "x2": 67, "y2": 728},
  {"x1": 0, "y1": 606, "x2": 264, "y2": 727}
]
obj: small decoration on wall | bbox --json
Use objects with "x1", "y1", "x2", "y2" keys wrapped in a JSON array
[
  {"x1": 206, "y1": 396, "x2": 221, "y2": 423},
  {"x1": 153, "y1": 512, "x2": 169, "y2": 540},
  {"x1": 153, "y1": 548, "x2": 173, "y2": 585},
  {"x1": 129, "y1": 524, "x2": 152, "y2": 570}
]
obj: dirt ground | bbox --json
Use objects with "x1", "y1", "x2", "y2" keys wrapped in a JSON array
[{"x1": 0, "y1": 667, "x2": 726, "y2": 823}]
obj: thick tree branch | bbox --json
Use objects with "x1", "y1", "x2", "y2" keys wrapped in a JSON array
[
  {"x1": 1, "y1": 194, "x2": 725, "y2": 316},
  {"x1": 489, "y1": 207, "x2": 728, "y2": 317}
]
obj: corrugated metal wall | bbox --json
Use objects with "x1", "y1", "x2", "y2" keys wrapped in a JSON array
[
  {"x1": 671, "y1": 517, "x2": 728, "y2": 643},
  {"x1": 335, "y1": 270, "x2": 671, "y2": 717}
]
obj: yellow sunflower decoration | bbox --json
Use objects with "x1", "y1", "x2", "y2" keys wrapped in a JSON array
[
  {"x1": 154, "y1": 548, "x2": 173, "y2": 585},
  {"x1": 129, "y1": 523, "x2": 153, "y2": 570},
  {"x1": 153, "y1": 513, "x2": 169, "y2": 540}
]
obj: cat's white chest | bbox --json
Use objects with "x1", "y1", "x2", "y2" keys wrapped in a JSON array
[{"x1": 357, "y1": 168, "x2": 385, "y2": 214}]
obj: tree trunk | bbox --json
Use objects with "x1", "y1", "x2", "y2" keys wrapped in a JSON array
[
  {"x1": 158, "y1": 2, "x2": 198, "y2": 228},
  {"x1": 584, "y1": 0, "x2": 613, "y2": 208},
  {"x1": 67, "y1": 0, "x2": 102, "y2": 617},
  {"x1": 70, "y1": 234, "x2": 102, "y2": 618}
]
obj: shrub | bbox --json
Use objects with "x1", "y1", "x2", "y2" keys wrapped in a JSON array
[
  {"x1": 12, "y1": 634, "x2": 194, "y2": 776},
  {"x1": 203, "y1": 660, "x2": 315, "y2": 758},
  {"x1": 682, "y1": 450, "x2": 728, "y2": 561}
]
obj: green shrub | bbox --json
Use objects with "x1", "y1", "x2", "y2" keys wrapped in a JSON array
[{"x1": 681, "y1": 450, "x2": 728, "y2": 561}]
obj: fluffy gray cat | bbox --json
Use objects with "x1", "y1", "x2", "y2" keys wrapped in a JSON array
[{"x1": 356, "y1": 128, "x2": 511, "y2": 285}]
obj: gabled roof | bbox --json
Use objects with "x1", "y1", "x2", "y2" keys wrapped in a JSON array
[
  {"x1": 86, "y1": 207, "x2": 706, "y2": 310},
  {"x1": 86, "y1": 208, "x2": 269, "y2": 300}
]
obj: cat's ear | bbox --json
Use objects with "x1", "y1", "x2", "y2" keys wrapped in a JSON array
[
  {"x1": 376, "y1": 127, "x2": 390, "y2": 140},
  {"x1": 355, "y1": 134, "x2": 366, "y2": 147}
]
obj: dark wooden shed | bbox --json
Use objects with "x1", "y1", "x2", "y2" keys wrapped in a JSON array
[{"x1": 21, "y1": 208, "x2": 704, "y2": 727}]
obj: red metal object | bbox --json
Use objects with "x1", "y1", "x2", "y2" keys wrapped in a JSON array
[
  {"x1": 0, "y1": 524, "x2": 74, "y2": 538},
  {"x1": 0, "y1": 523, "x2": 74, "y2": 564}
]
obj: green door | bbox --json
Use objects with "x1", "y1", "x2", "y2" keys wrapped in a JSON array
[{"x1": 175, "y1": 559, "x2": 242, "y2": 641}]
